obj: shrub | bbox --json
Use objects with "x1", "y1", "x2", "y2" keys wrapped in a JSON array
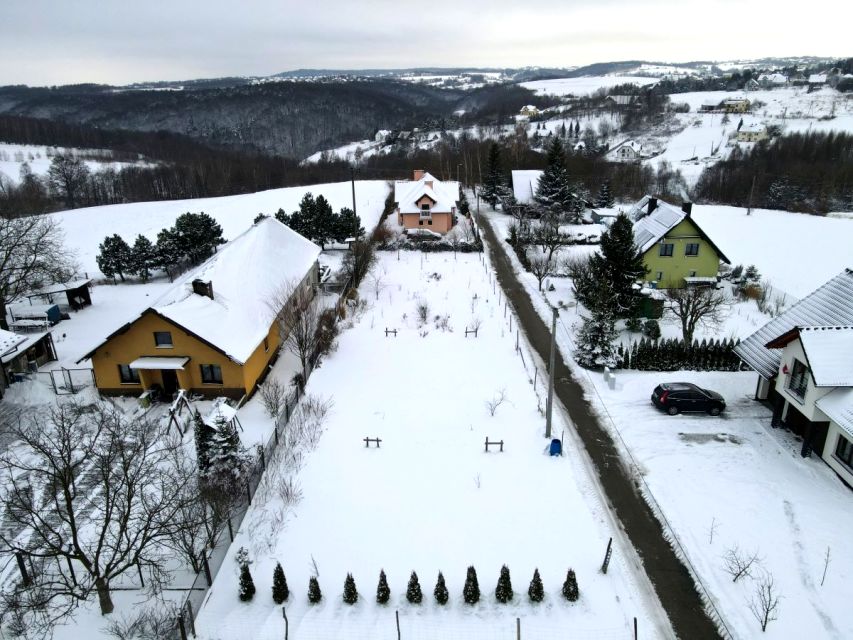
[
  {"x1": 495, "y1": 565, "x2": 514, "y2": 603},
  {"x1": 626, "y1": 316, "x2": 642, "y2": 332},
  {"x1": 463, "y1": 566, "x2": 480, "y2": 604},
  {"x1": 308, "y1": 576, "x2": 322, "y2": 603},
  {"x1": 406, "y1": 571, "x2": 423, "y2": 604},
  {"x1": 562, "y1": 569, "x2": 579, "y2": 602},
  {"x1": 642, "y1": 319, "x2": 661, "y2": 339},
  {"x1": 376, "y1": 569, "x2": 390, "y2": 605},
  {"x1": 343, "y1": 573, "x2": 358, "y2": 605},
  {"x1": 272, "y1": 562, "x2": 289, "y2": 604},
  {"x1": 528, "y1": 568, "x2": 544, "y2": 603},
  {"x1": 238, "y1": 564, "x2": 256, "y2": 602},
  {"x1": 434, "y1": 572, "x2": 449, "y2": 605}
]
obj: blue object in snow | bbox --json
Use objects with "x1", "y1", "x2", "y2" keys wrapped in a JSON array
[{"x1": 549, "y1": 439, "x2": 562, "y2": 456}]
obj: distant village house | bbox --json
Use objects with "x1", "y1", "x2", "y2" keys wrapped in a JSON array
[{"x1": 393, "y1": 170, "x2": 460, "y2": 235}]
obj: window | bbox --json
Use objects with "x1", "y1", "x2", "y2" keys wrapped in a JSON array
[
  {"x1": 685, "y1": 243, "x2": 700, "y2": 256},
  {"x1": 787, "y1": 358, "x2": 809, "y2": 399},
  {"x1": 428, "y1": 220, "x2": 433, "y2": 225},
  {"x1": 659, "y1": 243, "x2": 674, "y2": 257},
  {"x1": 118, "y1": 364, "x2": 140, "y2": 384},
  {"x1": 263, "y1": 337, "x2": 269, "y2": 353},
  {"x1": 154, "y1": 331, "x2": 173, "y2": 348},
  {"x1": 200, "y1": 364, "x2": 223, "y2": 384},
  {"x1": 420, "y1": 203, "x2": 431, "y2": 218},
  {"x1": 836, "y1": 435, "x2": 853, "y2": 468},
  {"x1": 689, "y1": 270, "x2": 697, "y2": 277}
]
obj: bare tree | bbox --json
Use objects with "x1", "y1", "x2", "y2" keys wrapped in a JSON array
[
  {"x1": 749, "y1": 571, "x2": 781, "y2": 632},
  {"x1": 0, "y1": 215, "x2": 76, "y2": 330},
  {"x1": 722, "y1": 545, "x2": 761, "y2": 582},
  {"x1": 46, "y1": 155, "x2": 90, "y2": 209},
  {"x1": 527, "y1": 251, "x2": 554, "y2": 291},
  {"x1": 0, "y1": 403, "x2": 196, "y2": 621},
  {"x1": 485, "y1": 388, "x2": 508, "y2": 416},
  {"x1": 271, "y1": 282, "x2": 322, "y2": 379},
  {"x1": 664, "y1": 287, "x2": 729, "y2": 343},
  {"x1": 459, "y1": 218, "x2": 476, "y2": 244},
  {"x1": 367, "y1": 272, "x2": 386, "y2": 300},
  {"x1": 259, "y1": 378, "x2": 287, "y2": 418},
  {"x1": 532, "y1": 214, "x2": 571, "y2": 263}
]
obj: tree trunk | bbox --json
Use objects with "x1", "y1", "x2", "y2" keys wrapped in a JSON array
[
  {"x1": 0, "y1": 297, "x2": 8, "y2": 331},
  {"x1": 95, "y1": 577, "x2": 114, "y2": 615}
]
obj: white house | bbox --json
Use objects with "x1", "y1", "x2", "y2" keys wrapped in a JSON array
[
  {"x1": 519, "y1": 105, "x2": 540, "y2": 118},
  {"x1": 758, "y1": 73, "x2": 788, "y2": 88},
  {"x1": 605, "y1": 140, "x2": 643, "y2": 163},
  {"x1": 737, "y1": 123, "x2": 769, "y2": 143},
  {"x1": 735, "y1": 269, "x2": 853, "y2": 486}
]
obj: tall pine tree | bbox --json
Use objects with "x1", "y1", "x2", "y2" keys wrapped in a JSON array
[
  {"x1": 595, "y1": 181, "x2": 615, "y2": 208},
  {"x1": 129, "y1": 234, "x2": 155, "y2": 282},
  {"x1": 96, "y1": 234, "x2": 132, "y2": 282},
  {"x1": 193, "y1": 410, "x2": 213, "y2": 472},
  {"x1": 575, "y1": 307, "x2": 619, "y2": 369},
  {"x1": 202, "y1": 416, "x2": 248, "y2": 494},
  {"x1": 535, "y1": 138, "x2": 574, "y2": 213},
  {"x1": 480, "y1": 143, "x2": 507, "y2": 208},
  {"x1": 589, "y1": 213, "x2": 647, "y2": 317}
]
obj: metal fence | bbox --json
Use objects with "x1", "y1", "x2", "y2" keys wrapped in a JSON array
[{"x1": 39, "y1": 367, "x2": 95, "y2": 395}]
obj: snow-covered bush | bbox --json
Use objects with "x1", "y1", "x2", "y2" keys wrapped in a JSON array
[
  {"x1": 495, "y1": 565, "x2": 514, "y2": 603},
  {"x1": 406, "y1": 571, "x2": 423, "y2": 604}
]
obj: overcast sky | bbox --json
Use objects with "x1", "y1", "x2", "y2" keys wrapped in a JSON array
[{"x1": 1, "y1": 0, "x2": 848, "y2": 86}]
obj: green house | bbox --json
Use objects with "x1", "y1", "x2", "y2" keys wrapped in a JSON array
[{"x1": 631, "y1": 197, "x2": 730, "y2": 288}]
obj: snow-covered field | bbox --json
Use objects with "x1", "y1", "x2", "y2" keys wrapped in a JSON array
[
  {"x1": 482, "y1": 203, "x2": 853, "y2": 640},
  {"x1": 50, "y1": 180, "x2": 390, "y2": 276},
  {"x1": 520, "y1": 76, "x2": 659, "y2": 97},
  {"x1": 193, "y1": 250, "x2": 670, "y2": 640},
  {"x1": 0, "y1": 142, "x2": 149, "y2": 184}
]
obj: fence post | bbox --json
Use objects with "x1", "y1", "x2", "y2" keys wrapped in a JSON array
[
  {"x1": 395, "y1": 610, "x2": 401, "y2": 640},
  {"x1": 246, "y1": 482, "x2": 252, "y2": 505},
  {"x1": 517, "y1": 617, "x2": 521, "y2": 640},
  {"x1": 177, "y1": 614, "x2": 188, "y2": 640},
  {"x1": 283, "y1": 606, "x2": 289, "y2": 640},
  {"x1": 259, "y1": 446, "x2": 266, "y2": 471},
  {"x1": 16, "y1": 552, "x2": 30, "y2": 586},
  {"x1": 227, "y1": 516, "x2": 234, "y2": 542},
  {"x1": 634, "y1": 616, "x2": 638, "y2": 640},
  {"x1": 601, "y1": 537, "x2": 613, "y2": 574},
  {"x1": 202, "y1": 554, "x2": 213, "y2": 587},
  {"x1": 273, "y1": 424, "x2": 279, "y2": 445},
  {"x1": 186, "y1": 601, "x2": 196, "y2": 637}
]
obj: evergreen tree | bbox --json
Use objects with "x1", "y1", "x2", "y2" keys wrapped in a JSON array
[
  {"x1": 193, "y1": 410, "x2": 214, "y2": 472},
  {"x1": 575, "y1": 308, "x2": 619, "y2": 369},
  {"x1": 406, "y1": 571, "x2": 423, "y2": 604},
  {"x1": 239, "y1": 564, "x2": 256, "y2": 602},
  {"x1": 434, "y1": 572, "x2": 449, "y2": 605},
  {"x1": 463, "y1": 566, "x2": 480, "y2": 604},
  {"x1": 574, "y1": 121, "x2": 581, "y2": 138},
  {"x1": 480, "y1": 143, "x2": 507, "y2": 208},
  {"x1": 528, "y1": 568, "x2": 544, "y2": 603},
  {"x1": 590, "y1": 213, "x2": 646, "y2": 317},
  {"x1": 534, "y1": 138, "x2": 574, "y2": 213},
  {"x1": 335, "y1": 207, "x2": 364, "y2": 242},
  {"x1": 272, "y1": 562, "x2": 289, "y2": 604},
  {"x1": 129, "y1": 234, "x2": 155, "y2": 282},
  {"x1": 312, "y1": 195, "x2": 336, "y2": 249},
  {"x1": 172, "y1": 212, "x2": 225, "y2": 264},
  {"x1": 203, "y1": 416, "x2": 248, "y2": 494},
  {"x1": 254, "y1": 212, "x2": 268, "y2": 223},
  {"x1": 457, "y1": 189, "x2": 470, "y2": 216},
  {"x1": 343, "y1": 573, "x2": 358, "y2": 604},
  {"x1": 376, "y1": 569, "x2": 390, "y2": 605},
  {"x1": 595, "y1": 181, "x2": 615, "y2": 208},
  {"x1": 562, "y1": 569, "x2": 579, "y2": 602},
  {"x1": 96, "y1": 234, "x2": 132, "y2": 282},
  {"x1": 495, "y1": 565, "x2": 513, "y2": 603},
  {"x1": 154, "y1": 227, "x2": 182, "y2": 281},
  {"x1": 308, "y1": 576, "x2": 322, "y2": 603},
  {"x1": 643, "y1": 319, "x2": 661, "y2": 340}
]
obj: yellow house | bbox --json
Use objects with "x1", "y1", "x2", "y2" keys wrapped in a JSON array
[
  {"x1": 394, "y1": 170, "x2": 459, "y2": 235},
  {"x1": 630, "y1": 197, "x2": 730, "y2": 288},
  {"x1": 79, "y1": 217, "x2": 321, "y2": 399},
  {"x1": 737, "y1": 124, "x2": 769, "y2": 143}
]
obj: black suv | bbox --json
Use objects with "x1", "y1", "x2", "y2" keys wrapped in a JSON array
[{"x1": 651, "y1": 383, "x2": 726, "y2": 416}]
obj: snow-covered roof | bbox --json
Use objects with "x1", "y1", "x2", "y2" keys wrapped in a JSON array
[
  {"x1": 796, "y1": 327, "x2": 853, "y2": 387},
  {"x1": 740, "y1": 123, "x2": 766, "y2": 133},
  {"x1": 607, "y1": 95, "x2": 635, "y2": 105},
  {"x1": 0, "y1": 329, "x2": 49, "y2": 365},
  {"x1": 735, "y1": 269, "x2": 853, "y2": 380},
  {"x1": 511, "y1": 169, "x2": 543, "y2": 205},
  {"x1": 809, "y1": 74, "x2": 827, "y2": 83},
  {"x1": 607, "y1": 140, "x2": 642, "y2": 158},
  {"x1": 27, "y1": 278, "x2": 91, "y2": 297},
  {"x1": 632, "y1": 200, "x2": 689, "y2": 253},
  {"x1": 816, "y1": 388, "x2": 853, "y2": 437},
  {"x1": 0, "y1": 329, "x2": 26, "y2": 360},
  {"x1": 394, "y1": 172, "x2": 459, "y2": 214},
  {"x1": 723, "y1": 98, "x2": 749, "y2": 104},
  {"x1": 82, "y1": 218, "x2": 320, "y2": 365},
  {"x1": 759, "y1": 73, "x2": 787, "y2": 84}
]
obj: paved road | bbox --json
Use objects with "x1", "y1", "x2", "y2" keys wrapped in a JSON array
[{"x1": 477, "y1": 213, "x2": 722, "y2": 640}]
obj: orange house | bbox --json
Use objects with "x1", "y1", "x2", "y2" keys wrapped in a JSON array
[
  {"x1": 79, "y1": 218, "x2": 321, "y2": 400},
  {"x1": 394, "y1": 170, "x2": 460, "y2": 235}
]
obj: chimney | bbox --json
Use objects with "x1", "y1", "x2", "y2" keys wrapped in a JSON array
[
  {"x1": 647, "y1": 197, "x2": 658, "y2": 214},
  {"x1": 192, "y1": 279, "x2": 214, "y2": 300},
  {"x1": 413, "y1": 169, "x2": 425, "y2": 181},
  {"x1": 425, "y1": 180, "x2": 433, "y2": 188},
  {"x1": 681, "y1": 201, "x2": 693, "y2": 216}
]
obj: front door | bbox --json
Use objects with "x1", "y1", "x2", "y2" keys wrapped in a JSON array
[{"x1": 161, "y1": 369, "x2": 178, "y2": 396}]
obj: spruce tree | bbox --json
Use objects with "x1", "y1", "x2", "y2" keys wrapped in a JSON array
[
  {"x1": 308, "y1": 576, "x2": 322, "y2": 603},
  {"x1": 193, "y1": 410, "x2": 213, "y2": 472},
  {"x1": 238, "y1": 564, "x2": 256, "y2": 602},
  {"x1": 335, "y1": 207, "x2": 364, "y2": 242},
  {"x1": 128, "y1": 234, "x2": 155, "y2": 282},
  {"x1": 480, "y1": 143, "x2": 506, "y2": 208},
  {"x1": 96, "y1": 234, "x2": 133, "y2": 282},
  {"x1": 343, "y1": 573, "x2": 358, "y2": 604},
  {"x1": 591, "y1": 213, "x2": 647, "y2": 317},
  {"x1": 253, "y1": 212, "x2": 268, "y2": 223},
  {"x1": 433, "y1": 571, "x2": 449, "y2": 605},
  {"x1": 376, "y1": 569, "x2": 390, "y2": 604},
  {"x1": 172, "y1": 212, "x2": 224, "y2": 264},
  {"x1": 595, "y1": 181, "x2": 615, "y2": 208},
  {"x1": 494, "y1": 565, "x2": 513, "y2": 603},
  {"x1": 463, "y1": 566, "x2": 480, "y2": 604},
  {"x1": 312, "y1": 195, "x2": 336, "y2": 249},
  {"x1": 406, "y1": 571, "x2": 423, "y2": 604},
  {"x1": 203, "y1": 416, "x2": 247, "y2": 494},
  {"x1": 535, "y1": 138, "x2": 574, "y2": 213},
  {"x1": 575, "y1": 308, "x2": 619, "y2": 369},
  {"x1": 272, "y1": 562, "x2": 289, "y2": 604},
  {"x1": 528, "y1": 568, "x2": 544, "y2": 603},
  {"x1": 562, "y1": 569, "x2": 579, "y2": 602}
]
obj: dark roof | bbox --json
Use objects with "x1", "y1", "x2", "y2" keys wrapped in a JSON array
[{"x1": 734, "y1": 269, "x2": 853, "y2": 379}]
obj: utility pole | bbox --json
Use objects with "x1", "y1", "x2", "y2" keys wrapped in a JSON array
[
  {"x1": 350, "y1": 166, "x2": 358, "y2": 231},
  {"x1": 545, "y1": 306, "x2": 557, "y2": 439},
  {"x1": 746, "y1": 174, "x2": 756, "y2": 216}
]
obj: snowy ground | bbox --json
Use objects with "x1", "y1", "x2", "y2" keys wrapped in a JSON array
[
  {"x1": 482, "y1": 205, "x2": 853, "y2": 639},
  {"x1": 50, "y1": 180, "x2": 390, "y2": 277},
  {"x1": 0, "y1": 142, "x2": 150, "y2": 184},
  {"x1": 520, "y1": 76, "x2": 659, "y2": 97},
  {"x1": 193, "y1": 250, "x2": 670, "y2": 640}
]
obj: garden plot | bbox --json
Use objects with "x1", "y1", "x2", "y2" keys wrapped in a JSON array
[{"x1": 194, "y1": 251, "x2": 669, "y2": 640}]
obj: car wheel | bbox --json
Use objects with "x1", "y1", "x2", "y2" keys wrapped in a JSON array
[
  {"x1": 667, "y1": 406, "x2": 679, "y2": 416},
  {"x1": 708, "y1": 406, "x2": 722, "y2": 416}
]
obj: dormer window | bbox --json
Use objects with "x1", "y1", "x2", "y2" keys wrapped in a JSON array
[{"x1": 420, "y1": 203, "x2": 431, "y2": 217}]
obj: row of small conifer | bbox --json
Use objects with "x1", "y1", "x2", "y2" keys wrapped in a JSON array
[{"x1": 240, "y1": 563, "x2": 579, "y2": 605}]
